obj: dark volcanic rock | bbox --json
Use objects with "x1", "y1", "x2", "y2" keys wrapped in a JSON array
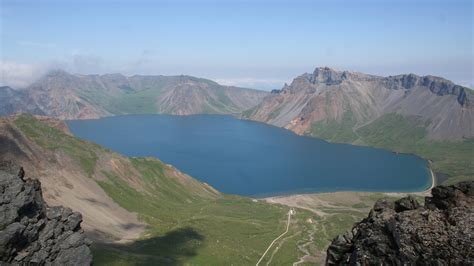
[
  {"x1": 326, "y1": 181, "x2": 474, "y2": 265},
  {"x1": 384, "y1": 74, "x2": 470, "y2": 106},
  {"x1": 0, "y1": 161, "x2": 92, "y2": 265}
]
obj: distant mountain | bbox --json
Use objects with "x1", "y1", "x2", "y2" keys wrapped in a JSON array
[
  {"x1": 243, "y1": 67, "x2": 473, "y2": 141},
  {"x1": 242, "y1": 67, "x2": 474, "y2": 184},
  {"x1": 1, "y1": 70, "x2": 268, "y2": 119}
]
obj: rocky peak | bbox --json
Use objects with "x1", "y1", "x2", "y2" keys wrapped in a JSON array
[
  {"x1": 309, "y1": 67, "x2": 346, "y2": 85},
  {"x1": 326, "y1": 181, "x2": 474, "y2": 265},
  {"x1": 0, "y1": 161, "x2": 92, "y2": 265},
  {"x1": 293, "y1": 67, "x2": 375, "y2": 87}
]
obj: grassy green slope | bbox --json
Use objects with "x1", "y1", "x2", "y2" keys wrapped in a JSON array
[
  {"x1": 308, "y1": 113, "x2": 474, "y2": 184},
  {"x1": 13, "y1": 114, "x2": 101, "y2": 177},
  {"x1": 310, "y1": 112, "x2": 359, "y2": 143}
]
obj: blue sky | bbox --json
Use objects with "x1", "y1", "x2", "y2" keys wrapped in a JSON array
[{"x1": 1, "y1": 0, "x2": 472, "y2": 89}]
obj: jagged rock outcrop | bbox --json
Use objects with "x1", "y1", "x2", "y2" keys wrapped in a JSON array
[
  {"x1": 326, "y1": 181, "x2": 474, "y2": 265},
  {"x1": 0, "y1": 161, "x2": 92, "y2": 265}
]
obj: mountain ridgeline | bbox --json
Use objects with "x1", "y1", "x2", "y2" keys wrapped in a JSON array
[
  {"x1": 242, "y1": 67, "x2": 474, "y2": 184},
  {"x1": 0, "y1": 70, "x2": 268, "y2": 119},
  {"x1": 243, "y1": 67, "x2": 473, "y2": 141}
]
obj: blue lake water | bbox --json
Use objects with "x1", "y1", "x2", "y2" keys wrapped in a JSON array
[{"x1": 67, "y1": 115, "x2": 432, "y2": 196}]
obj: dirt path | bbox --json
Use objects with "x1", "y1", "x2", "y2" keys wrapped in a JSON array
[
  {"x1": 266, "y1": 232, "x2": 298, "y2": 265},
  {"x1": 256, "y1": 209, "x2": 293, "y2": 266},
  {"x1": 293, "y1": 225, "x2": 316, "y2": 266}
]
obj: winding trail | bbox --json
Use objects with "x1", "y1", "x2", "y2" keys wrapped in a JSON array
[
  {"x1": 256, "y1": 209, "x2": 293, "y2": 266},
  {"x1": 293, "y1": 226, "x2": 316, "y2": 265}
]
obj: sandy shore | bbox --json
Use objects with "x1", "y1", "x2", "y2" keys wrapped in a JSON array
[
  {"x1": 383, "y1": 167, "x2": 435, "y2": 198},
  {"x1": 263, "y1": 167, "x2": 436, "y2": 215}
]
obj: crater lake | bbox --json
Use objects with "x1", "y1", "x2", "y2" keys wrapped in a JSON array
[{"x1": 67, "y1": 115, "x2": 432, "y2": 196}]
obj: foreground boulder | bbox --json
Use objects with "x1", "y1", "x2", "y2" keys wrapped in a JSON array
[
  {"x1": 326, "y1": 181, "x2": 474, "y2": 265},
  {"x1": 0, "y1": 161, "x2": 92, "y2": 265}
]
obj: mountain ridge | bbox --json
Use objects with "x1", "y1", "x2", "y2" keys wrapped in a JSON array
[
  {"x1": 1, "y1": 70, "x2": 268, "y2": 119},
  {"x1": 244, "y1": 67, "x2": 473, "y2": 141}
]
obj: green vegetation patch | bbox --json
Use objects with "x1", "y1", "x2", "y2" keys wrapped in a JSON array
[
  {"x1": 13, "y1": 114, "x2": 99, "y2": 177},
  {"x1": 356, "y1": 113, "x2": 429, "y2": 151},
  {"x1": 241, "y1": 107, "x2": 256, "y2": 118},
  {"x1": 356, "y1": 113, "x2": 474, "y2": 183},
  {"x1": 107, "y1": 88, "x2": 160, "y2": 115},
  {"x1": 309, "y1": 111, "x2": 359, "y2": 143}
]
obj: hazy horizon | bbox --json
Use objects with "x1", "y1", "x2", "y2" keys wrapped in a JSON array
[{"x1": 1, "y1": 0, "x2": 472, "y2": 90}]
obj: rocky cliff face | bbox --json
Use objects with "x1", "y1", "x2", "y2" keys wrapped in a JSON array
[
  {"x1": 0, "y1": 161, "x2": 92, "y2": 265},
  {"x1": 242, "y1": 67, "x2": 474, "y2": 141},
  {"x1": 326, "y1": 181, "x2": 474, "y2": 265}
]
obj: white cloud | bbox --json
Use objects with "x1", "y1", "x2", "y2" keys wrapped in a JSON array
[
  {"x1": 0, "y1": 54, "x2": 104, "y2": 88},
  {"x1": 0, "y1": 61, "x2": 56, "y2": 88},
  {"x1": 214, "y1": 77, "x2": 289, "y2": 91}
]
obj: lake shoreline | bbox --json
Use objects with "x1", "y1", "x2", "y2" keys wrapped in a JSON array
[
  {"x1": 262, "y1": 167, "x2": 435, "y2": 214},
  {"x1": 260, "y1": 165, "x2": 435, "y2": 202},
  {"x1": 68, "y1": 113, "x2": 434, "y2": 197}
]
